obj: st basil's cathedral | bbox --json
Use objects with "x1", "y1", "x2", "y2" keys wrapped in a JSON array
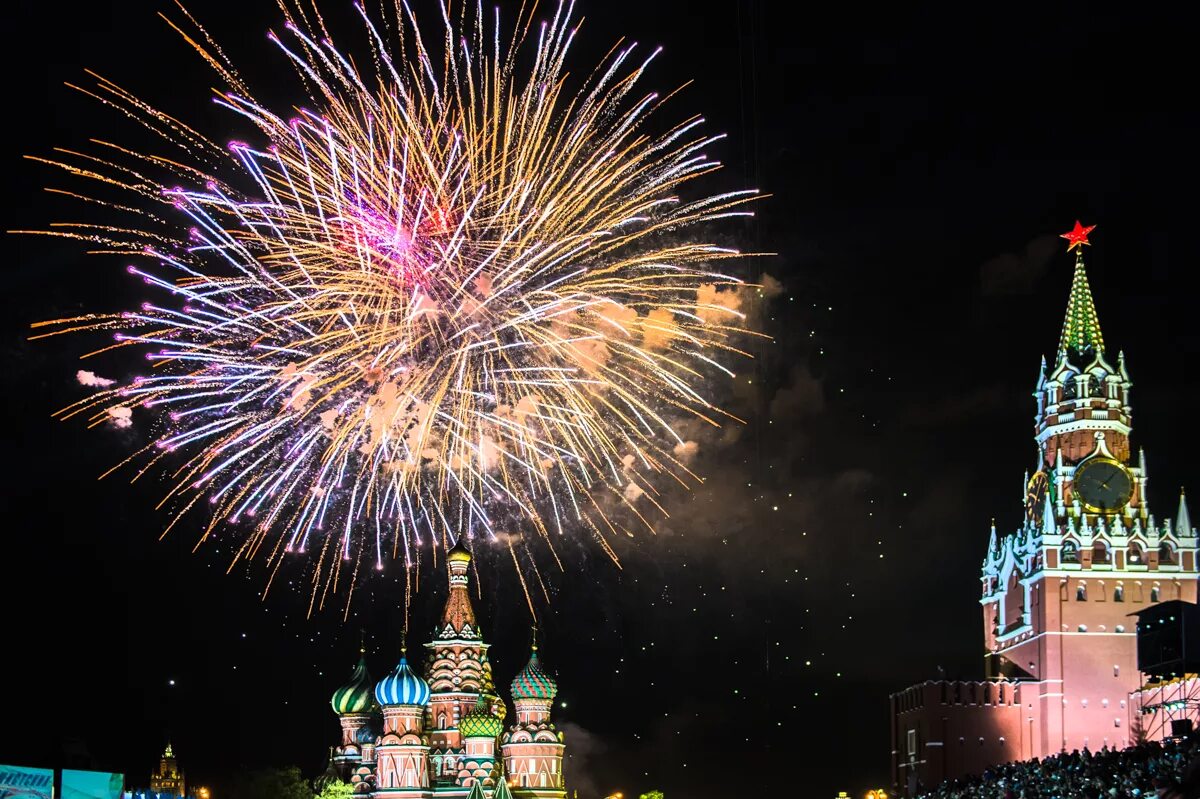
[{"x1": 326, "y1": 540, "x2": 567, "y2": 799}]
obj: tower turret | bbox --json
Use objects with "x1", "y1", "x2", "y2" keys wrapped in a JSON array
[
  {"x1": 331, "y1": 653, "x2": 376, "y2": 778},
  {"x1": 373, "y1": 644, "x2": 431, "y2": 796},
  {"x1": 1179, "y1": 489, "x2": 1193, "y2": 537},
  {"x1": 1034, "y1": 225, "x2": 1137, "y2": 493},
  {"x1": 501, "y1": 632, "x2": 565, "y2": 797},
  {"x1": 423, "y1": 538, "x2": 499, "y2": 784},
  {"x1": 456, "y1": 696, "x2": 503, "y2": 788}
]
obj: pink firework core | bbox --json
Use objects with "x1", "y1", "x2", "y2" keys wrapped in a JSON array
[{"x1": 339, "y1": 202, "x2": 456, "y2": 289}]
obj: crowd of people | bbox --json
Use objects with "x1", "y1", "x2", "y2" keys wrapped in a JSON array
[{"x1": 915, "y1": 734, "x2": 1200, "y2": 798}]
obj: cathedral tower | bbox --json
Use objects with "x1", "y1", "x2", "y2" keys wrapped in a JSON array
[
  {"x1": 500, "y1": 635, "x2": 565, "y2": 797},
  {"x1": 980, "y1": 222, "x2": 1200, "y2": 754},
  {"x1": 331, "y1": 653, "x2": 376, "y2": 778},
  {"x1": 457, "y1": 697, "x2": 504, "y2": 788},
  {"x1": 373, "y1": 647, "x2": 432, "y2": 797},
  {"x1": 424, "y1": 540, "x2": 502, "y2": 785}
]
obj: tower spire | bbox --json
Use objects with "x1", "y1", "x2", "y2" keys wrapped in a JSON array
[
  {"x1": 1057, "y1": 222, "x2": 1105, "y2": 358},
  {"x1": 436, "y1": 537, "x2": 480, "y2": 640},
  {"x1": 1178, "y1": 488, "x2": 1193, "y2": 537}
]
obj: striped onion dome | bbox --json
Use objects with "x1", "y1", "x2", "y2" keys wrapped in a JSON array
[
  {"x1": 374, "y1": 653, "x2": 431, "y2": 707},
  {"x1": 458, "y1": 696, "x2": 503, "y2": 739},
  {"x1": 510, "y1": 646, "x2": 557, "y2": 701},
  {"x1": 331, "y1": 656, "x2": 375, "y2": 715}
]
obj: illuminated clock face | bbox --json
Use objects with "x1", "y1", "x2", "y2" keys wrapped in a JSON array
[
  {"x1": 1025, "y1": 471, "x2": 1049, "y2": 523},
  {"x1": 1073, "y1": 458, "x2": 1133, "y2": 513}
]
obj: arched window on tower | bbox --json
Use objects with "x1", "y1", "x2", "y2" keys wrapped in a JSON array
[
  {"x1": 1159, "y1": 543, "x2": 1176, "y2": 565},
  {"x1": 1062, "y1": 378, "x2": 1078, "y2": 401},
  {"x1": 1077, "y1": 584, "x2": 1087, "y2": 601},
  {"x1": 1114, "y1": 584, "x2": 1125, "y2": 602},
  {"x1": 1088, "y1": 375, "x2": 1103, "y2": 398},
  {"x1": 1151, "y1": 585, "x2": 1161, "y2": 603},
  {"x1": 1128, "y1": 543, "x2": 1145, "y2": 565},
  {"x1": 1093, "y1": 541, "x2": 1111, "y2": 565},
  {"x1": 1062, "y1": 541, "x2": 1080, "y2": 563}
]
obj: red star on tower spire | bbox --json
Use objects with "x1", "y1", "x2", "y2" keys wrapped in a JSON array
[{"x1": 1060, "y1": 220, "x2": 1097, "y2": 251}]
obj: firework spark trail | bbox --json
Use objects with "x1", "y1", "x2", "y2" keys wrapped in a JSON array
[{"x1": 24, "y1": 0, "x2": 762, "y2": 608}]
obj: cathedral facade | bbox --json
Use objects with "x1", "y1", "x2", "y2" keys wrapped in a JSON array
[
  {"x1": 328, "y1": 542, "x2": 566, "y2": 799},
  {"x1": 890, "y1": 225, "x2": 1199, "y2": 791}
]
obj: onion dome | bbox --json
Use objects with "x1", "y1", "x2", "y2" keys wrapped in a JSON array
[
  {"x1": 331, "y1": 656, "x2": 375, "y2": 715},
  {"x1": 374, "y1": 652, "x2": 431, "y2": 707},
  {"x1": 447, "y1": 538, "x2": 473, "y2": 564},
  {"x1": 458, "y1": 696, "x2": 503, "y2": 739},
  {"x1": 510, "y1": 644, "x2": 557, "y2": 701}
]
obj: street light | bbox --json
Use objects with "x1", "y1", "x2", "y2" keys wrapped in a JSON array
[{"x1": 603, "y1": 793, "x2": 623, "y2": 799}]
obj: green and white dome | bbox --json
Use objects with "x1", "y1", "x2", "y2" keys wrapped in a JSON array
[
  {"x1": 458, "y1": 696, "x2": 503, "y2": 738},
  {"x1": 331, "y1": 656, "x2": 375, "y2": 715}
]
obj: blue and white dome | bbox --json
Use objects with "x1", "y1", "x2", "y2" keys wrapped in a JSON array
[{"x1": 374, "y1": 654, "x2": 431, "y2": 707}]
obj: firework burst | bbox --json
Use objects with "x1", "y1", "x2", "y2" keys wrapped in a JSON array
[{"x1": 25, "y1": 0, "x2": 760, "y2": 610}]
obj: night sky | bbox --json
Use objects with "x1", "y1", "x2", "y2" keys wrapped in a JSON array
[{"x1": 3, "y1": 1, "x2": 1199, "y2": 797}]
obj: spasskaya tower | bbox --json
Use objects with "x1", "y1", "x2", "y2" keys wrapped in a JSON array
[{"x1": 891, "y1": 222, "x2": 1200, "y2": 791}]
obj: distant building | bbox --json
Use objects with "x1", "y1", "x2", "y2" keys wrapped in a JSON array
[
  {"x1": 149, "y1": 744, "x2": 185, "y2": 799},
  {"x1": 124, "y1": 743, "x2": 191, "y2": 799},
  {"x1": 890, "y1": 228, "x2": 1200, "y2": 792},
  {"x1": 329, "y1": 540, "x2": 565, "y2": 799}
]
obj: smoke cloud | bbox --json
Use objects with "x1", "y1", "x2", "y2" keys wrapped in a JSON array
[
  {"x1": 557, "y1": 722, "x2": 606, "y2": 799},
  {"x1": 77, "y1": 370, "x2": 115, "y2": 388},
  {"x1": 106, "y1": 406, "x2": 133, "y2": 429}
]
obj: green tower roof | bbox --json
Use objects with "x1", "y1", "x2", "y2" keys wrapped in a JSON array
[
  {"x1": 331, "y1": 655, "x2": 375, "y2": 715},
  {"x1": 459, "y1": 696, "x2": 503, "y2": 739},
  {"x1": 1058, "y1": 249, "x2": 1105, "y2": 359}
]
